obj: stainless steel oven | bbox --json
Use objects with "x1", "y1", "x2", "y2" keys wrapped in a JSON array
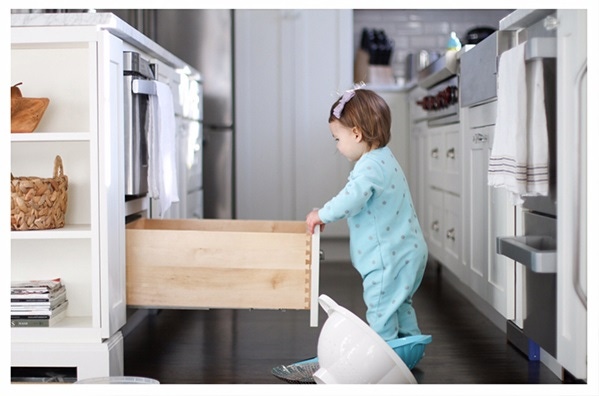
[
  {"x1": 123, "y1": 51, "x2": 156, "y2": 198},
  {"x1": 499, "y1": 70, "x2": 557, "y2": 358},
  {"x1": 495, "y1": 30, "x2": 558, "y2": 360}
]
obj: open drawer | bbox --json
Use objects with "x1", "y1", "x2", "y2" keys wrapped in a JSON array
[{"x1": 126, "y1": 218, "x2": 320, "y2": 326}]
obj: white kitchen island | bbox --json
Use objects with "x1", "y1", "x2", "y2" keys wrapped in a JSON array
[{"x1": 10, "y1": 12, "x2": 200, "y2": 381}]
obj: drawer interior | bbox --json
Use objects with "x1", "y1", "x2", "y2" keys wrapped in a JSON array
[{"x1": 126, "y1": 218, "x2": 318, "y2": 318}]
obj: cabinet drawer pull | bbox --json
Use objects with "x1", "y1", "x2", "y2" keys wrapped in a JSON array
[
  {"x1": 431, "y1": 221, "x2": 440, "y2": 232},
  {"x1": 446, "y1": 228, "x2": 455, "y2": 241},
  {"x1": 446, "y1": 147, "x2": 455, "y2": 159},
  {"x1": 431, "y1": 148, "x2": 439, "y2": 158},
  {"x1": 473, "y1": 133, "x2": 488, "y2": 143}
]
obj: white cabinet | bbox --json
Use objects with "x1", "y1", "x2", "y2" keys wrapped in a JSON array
[
  {"x1": 407, "y1": 54, "x2": 515, "y2": 324},
  {"x1": 442, "y1": 191, "x2": 462, "y2": 267},
  {"x1": 427, "y1": 124, "x2": 460, "y2": 196},
  {"x1": 425, "y1": 186, "x2": 462, "y2": 274},
  {"x1": 11, "y1": 26, "x2": 126, "y2": 378},
  {"x1": 407, "y1": 85, "x2": 462, "y2": 273},
  {"x1": 234, "y1": 10, "x2": 353, "y2": 237},
  {"x1": 426, "y1": 187, "x2": 444, "y2": 257},
  {"x1": 462, "y1": 100, "x2": 515, "y2": 319},
  {"x1": 423, "y1": 122, "x2": 462, "y2": 273}
]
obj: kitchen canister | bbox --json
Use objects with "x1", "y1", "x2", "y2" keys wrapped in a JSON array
[{"x1": 11, "y1": 155, "x2": 68, "y2": 231}]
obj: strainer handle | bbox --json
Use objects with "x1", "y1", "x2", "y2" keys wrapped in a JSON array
[{"x1": 318, "y1": 294, "x2": 338, "y2": 317}]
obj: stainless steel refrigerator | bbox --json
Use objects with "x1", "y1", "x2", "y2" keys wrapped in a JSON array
[{"x1": 107, "y1": 9, "x2": 235, "y2": 219}]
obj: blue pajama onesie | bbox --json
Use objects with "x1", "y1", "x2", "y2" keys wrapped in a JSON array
[{"x1": 318, "y1": 146, "x2": 428, "y2": 341}]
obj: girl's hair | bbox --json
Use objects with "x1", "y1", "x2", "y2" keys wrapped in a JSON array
[{"x1": 328, "y1": 89, "x2": 391, "y2": 148}]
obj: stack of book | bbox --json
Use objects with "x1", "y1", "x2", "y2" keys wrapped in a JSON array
[{"x1": 11, "y1": 278, "x2": 68, "y2": 327}]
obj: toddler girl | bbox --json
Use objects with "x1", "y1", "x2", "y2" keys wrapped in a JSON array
[{"x1": 306, "y1": 88, "x2": 428, "y2": 341}]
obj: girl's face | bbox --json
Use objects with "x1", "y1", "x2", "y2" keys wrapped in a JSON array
[{"x1": 329, "y1": 120, "x2": 369, "y2": 162}]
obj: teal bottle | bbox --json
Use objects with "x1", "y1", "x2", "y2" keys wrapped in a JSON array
[{"x1": 447, "y1": 31, "x2": 462, "y2": 51}]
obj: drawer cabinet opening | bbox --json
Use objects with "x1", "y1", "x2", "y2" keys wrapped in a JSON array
[{"x1": 126, "y1": 218, "x2": 320, "y2": 326}]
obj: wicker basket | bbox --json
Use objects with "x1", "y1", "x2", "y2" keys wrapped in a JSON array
[{"x1": 11, "y1": 155, "x2": 68, "y2": 231}]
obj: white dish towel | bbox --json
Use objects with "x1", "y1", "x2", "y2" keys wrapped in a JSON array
[
  {"x1": 146, "y1": 80, "x2": 179, "y2": 217},
  {"x1": 488, "y1": 42, "x2": 549, "y2": 205}
]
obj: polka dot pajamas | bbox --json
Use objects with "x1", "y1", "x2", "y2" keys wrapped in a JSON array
[{"x1": 319, "y1": 147, "x2": 428, "y2": 341}]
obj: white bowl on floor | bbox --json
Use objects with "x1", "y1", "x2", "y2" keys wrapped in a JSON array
[{"x1": 313, "y1": 294, "x2": 418, "y2": 384}]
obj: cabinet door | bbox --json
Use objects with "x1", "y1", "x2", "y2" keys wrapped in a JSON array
[
  {"x1": 235, "y1": 10, "x2": 353, "y2": 237},
  {"x1": 488, "y1": 186, "x2": 515, "y2": 319},
  {"x1": 464, "y1": 104, "x2": 515, "y2": 320},
  {"x1": 97, "y1": 31, "x2": 127, "y2": 338},
  {"x1": 465, "y1": 123, "x2": 491, "y2": 298},
  {"x1": 426, "y1": 187, "x2": 444, "y2": 262},
  {"x1": 442, "y1": 192, "x2": 461, "y2": 273},
  {"x1": 427, "y1": 123, "x2": 460, "y2": 194},
  {"x1": 444, "y1": 126, "x2": 461, "y2": 195},
  {"x1": 427, "y1": 130, "x2": 445, "y2": 190}
]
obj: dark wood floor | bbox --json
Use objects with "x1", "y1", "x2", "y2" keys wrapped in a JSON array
[{"x1": 122, "y1": 257, "x2": 564, "y2": 386}]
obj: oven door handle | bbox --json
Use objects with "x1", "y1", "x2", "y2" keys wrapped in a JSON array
[
  {"x1": 496, "y1": 236, "x2": 557, "y2": 274},
  {"x1": 132, "y1": 79, "x2": 158, "y2": 96},
  {"x1": 572, "y1": 60, "x2": 587, "y2": 309}
]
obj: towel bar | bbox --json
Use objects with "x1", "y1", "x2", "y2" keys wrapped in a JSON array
[
  {"x1": 131, "y1": 79, "x2": 157, "y2": 96},
  {"x1": 525, "y1": 37, "x2": 556, "y2": 61}
]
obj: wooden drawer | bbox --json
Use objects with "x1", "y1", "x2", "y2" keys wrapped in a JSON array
[{"x1": 126, "y1": 218, "x2": 320, "y2": 326}]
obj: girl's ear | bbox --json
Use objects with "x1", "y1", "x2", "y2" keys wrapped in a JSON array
[{"x1": 352, "y1": 127, "x2": 364, "y2": 142}]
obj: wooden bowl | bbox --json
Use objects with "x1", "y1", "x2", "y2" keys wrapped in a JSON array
[{"x1": 11, "y1": 97, "x2": 50, "y2": 133}]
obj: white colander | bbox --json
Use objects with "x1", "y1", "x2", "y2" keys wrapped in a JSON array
[{"x1": 313, "y1": 294, "x2": 418, "y2": 384}]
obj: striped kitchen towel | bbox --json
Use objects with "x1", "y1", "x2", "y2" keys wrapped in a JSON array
[{"x1": 488, "y1": 42, "x2": 549, "y2": 205}]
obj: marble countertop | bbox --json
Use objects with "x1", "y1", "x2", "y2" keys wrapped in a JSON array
[
  {"x1": 11, "y1": 12, "x2": 199, "y2": 76},
  {"x1": 499, "y1": 9, "x2": 555, "y2": 30}
]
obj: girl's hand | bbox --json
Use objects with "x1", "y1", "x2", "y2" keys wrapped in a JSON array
[{"x1": 306, "y1": 209, "x2": 325, "y2": 234}]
